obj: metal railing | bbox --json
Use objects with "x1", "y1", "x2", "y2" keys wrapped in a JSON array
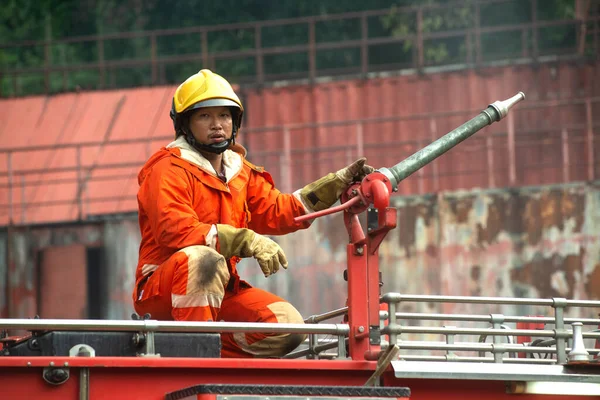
[
  {"x1": 2, "y1": 292, "x2": 599, "y2": 366},
  {"x1": 0, "y1": 96, "x2": 598, "y2": 226},
  {"x1": 1, "y1": 0, "x2": 599, "y2": 96},
  {"x1": 292, "y1": 292, "x2": 600, "y2": 365}
]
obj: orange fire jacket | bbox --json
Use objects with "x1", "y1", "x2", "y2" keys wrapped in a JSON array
[{"x1": 135, "y1": 139, "x2": 310, "y2": 292}]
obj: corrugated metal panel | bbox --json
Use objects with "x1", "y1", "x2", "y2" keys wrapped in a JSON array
[
  {"x1": 243, "y1": 63, "x2": 600, "y2": 196},
  {"x1": 0, "y1": 86, "x2": 178, "y2": 226},
  {"x1": 0, "y1": 63, "x2": 598, "y2": 226}
]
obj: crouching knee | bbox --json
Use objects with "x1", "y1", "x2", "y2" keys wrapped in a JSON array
[
  {"x1": 177, "y1": 245, "x2": 230, "y2": 295},
  {"x1": 234, "y1": 301, "x2": 307, "y2": 357}
]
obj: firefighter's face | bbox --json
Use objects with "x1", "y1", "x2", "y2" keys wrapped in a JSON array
[{"x1": 188, "y1": 106, "x2": 233, "y2": 145}]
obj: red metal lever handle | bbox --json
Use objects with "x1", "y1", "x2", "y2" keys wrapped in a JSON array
[{"x1": 294, "y1": 195, "x2": 362, "y2": 223}]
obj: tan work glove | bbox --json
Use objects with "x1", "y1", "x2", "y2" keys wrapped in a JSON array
[
  {"x1": 217, "y1": 224, "x2": 288, "y2": 277},
  {"x1": 300, "y1": 157, "x2": 374, "y2": 212}
]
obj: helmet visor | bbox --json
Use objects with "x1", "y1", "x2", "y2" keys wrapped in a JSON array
[{"x1": 184, "y1": 98, "x2": 241, "y2": 113}]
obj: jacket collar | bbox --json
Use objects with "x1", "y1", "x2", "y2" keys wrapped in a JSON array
[{"x1": 166, "y1": 136, "x2": 244, "y2": 183}]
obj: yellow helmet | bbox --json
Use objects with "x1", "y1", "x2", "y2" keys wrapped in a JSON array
[{"x1": 170, "y1": 69, "x2": 244, "y2": 153}]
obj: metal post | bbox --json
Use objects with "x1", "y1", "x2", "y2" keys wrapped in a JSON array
[
  {"x1": 507, "y1": 111, "x2": 516, "y2": 186},
  {"x1": 255, "y1": 25, "x2": 264, "y2": 85},
  {"x1": 491, "y1": 314, "x2": 505, "y2": 363},
  {"x1": 586, "y1": 98, "x2": 594, "y2": 181},
  {"x1": 416, "y1": 8, "x2": 424, "y2": 70},
  {"x1": 308, "y1": 20, "x2": 316, "y2": 83},
  {"x1": 201, "y1": 31, "x2": 209, "y2": 68},
  {"x1": 521, "y1": 28, "x2": 529, "y2": 58},
  {"x1": 465, "y1": 29, "x2": 472, "y2": 65},
  {"x1": 150, "y1": 34, "x2": 158, "y2": 85},
  {"x1": 475, "y1": 2, "x2": 482, "y2": 65},
  {"x1": 561, "y1": 128, "x2": 570, "y2": 182},
  {"x1": 44, "y1": 14, "x2": 52, "y2": 94},
  {"x1": 309, "y1": 333, "x2": 317, "y2": 359},
  {"x1": 445, "y1": 325, "x2": 456, "y2": 358},
  {"x1": 60, "y1": 46, "x2": 68, "y2": 91},
  {"x1": 361, "y1": 15, "x2": 368, "y2": 77},
  {"x1": 532, "y1": 0, "x2": 539, "y2": 61},
  {"x1": 553, "y1": 298, "x2": 568, "y2": 364},
  {"x1": 337, "y1": 334, "x2": 347, "y2": 359},
  {"x1": 97, "y1": 37, "x2": 105, "y2": 89}
]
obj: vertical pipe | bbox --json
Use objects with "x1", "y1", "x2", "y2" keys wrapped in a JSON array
[
  {"x1": 486, "y1": 135, "x2": 495, "y2": 188},
  {"x1": 561, "y1": 128, "x2": 570, "y2": 182},
  {"x1": 507, "y1": 111, "x2": 516, "y2": 186},
  {"x1": 586, "y1": 98, "x2": 594, "y2": 181}
]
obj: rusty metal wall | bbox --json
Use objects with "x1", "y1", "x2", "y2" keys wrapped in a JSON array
[
  {"x1": 240, "y1": 181, "x2": 600, "y2": 321},
  {"x1": 0, "y1": 218, "x2": 140, "y2": 319},
  {"x1": 1, "y1": 181, "x2": 599, "y2": 320}
]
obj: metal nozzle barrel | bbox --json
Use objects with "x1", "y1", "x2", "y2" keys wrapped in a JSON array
[{"x1": 379, "y1": 91, "x2": 525, "y2": 190}]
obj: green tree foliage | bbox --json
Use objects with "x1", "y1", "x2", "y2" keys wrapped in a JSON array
[{"x1": 0, "y1": 0, "x2": 594, "y2": 97}]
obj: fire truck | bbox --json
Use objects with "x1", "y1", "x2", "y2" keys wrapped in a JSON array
[{"x1": 2, "y1": 92, "x2": 599, "y2": 400}]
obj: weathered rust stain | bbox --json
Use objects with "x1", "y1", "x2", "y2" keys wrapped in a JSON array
[
  {"x1": 522, "y1": 196, "x2": 543, "y2": 245},
  {"x1": 521, "y1": 189, "x2": 586, "y2": 246},
  {"x1": 585, "y1": 264, "x2": 600, "y2": 300},
  {"x1": 476, "y1": 193, "x2": 521, "y2": 246},
  {"x1": 470, "y1": 265, "x2": 482, "y2": 297},
  {"x1": 447, "y1": 197, "x2": 474, "y2": 224},
  {"x1": 560, "y1": 190, "x2": 585, "y2": 232},
  {"x1": 510, "y1": 251, "x2": 584, "y2": 299},
  {"x1": 397, "y1": 199, "x2": 436, "y2": 258}
]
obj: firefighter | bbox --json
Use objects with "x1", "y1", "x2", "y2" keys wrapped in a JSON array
[{"x1": 132, "y1": 69, "x2": 373, "y2": 358}]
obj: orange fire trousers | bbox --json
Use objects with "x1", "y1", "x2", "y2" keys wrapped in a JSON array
[{"x1": 133, "y1": 246, "x2": 305, "y2": 358}]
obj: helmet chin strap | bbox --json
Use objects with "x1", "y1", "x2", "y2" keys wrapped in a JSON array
[{"x1": 183, "y1": 128, "x2": 237, "y2": 155}]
